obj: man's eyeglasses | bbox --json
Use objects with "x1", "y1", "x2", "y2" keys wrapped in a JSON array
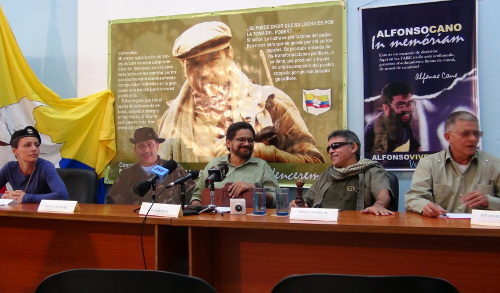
[
  {"x1": 447, "y1": 130, "x2": 483, "y2": 138},
  {"x1": 326, "y1": 142, "x2": 351, "y2": 152},
  {"x1": 390, "y1": 100, "x2": 416, "y2": 111},
  {"x1": 233, "y1": 137, "x2": 255, "y2": 144}
]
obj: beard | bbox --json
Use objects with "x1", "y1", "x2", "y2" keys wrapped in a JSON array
[
  {"x1": 389, "y1": 108, "x2": 412, "y2": 125},
  {"x1": 233, "y1": 145, "x2": 253, "y2": 160}
]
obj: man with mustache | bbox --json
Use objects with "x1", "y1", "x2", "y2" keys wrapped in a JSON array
[
  {"x1": 406, "y1": 111, "x2": 500, "y2": 217},
  {"x1": 157, "y1": 21, "x2": 324, "y2": 164},
  {"x1": 364, "y1": 81, "x2": 421, "y2": 154},
  {"x1": 107, "y1": 127, "x2": 194, "y2": 205},
  {"x1": 190, "y1": 122, "x2": 279, "y2": 207}
]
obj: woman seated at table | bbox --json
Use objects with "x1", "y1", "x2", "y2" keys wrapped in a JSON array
[{"x1": 0, "y1": 126, "x2": 68, "y2": 203}]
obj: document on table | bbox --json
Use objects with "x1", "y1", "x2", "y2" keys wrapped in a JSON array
[{"x1": 438, "y1": 213, "x2": 472, "y2": 219}]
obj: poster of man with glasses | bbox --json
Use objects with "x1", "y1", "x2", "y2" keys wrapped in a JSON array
[{"x1": 361, "y1": 0, "x2": 478, "y2": 170}]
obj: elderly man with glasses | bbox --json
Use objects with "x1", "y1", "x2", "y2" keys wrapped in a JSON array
[
  {"x1": 365, "y1": 81, "x2": 421, "y2": 154},
  {"x1": 406, "y1": 111, "x2": 500, "y2": 217},
  {"x1": 290, "y1": 129, "x2": 394, "y2": 216},
  {"x1": 190, "y1": 122, "x2": 279, "y2": 207}
]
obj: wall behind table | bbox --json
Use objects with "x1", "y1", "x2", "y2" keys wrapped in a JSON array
[{"x1": 2, "y1": 0, "x2": 499, "y2": 210}]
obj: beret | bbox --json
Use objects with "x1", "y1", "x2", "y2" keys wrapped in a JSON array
[
  {"x1": 10, "y1": 126, "x2": 41, "y2": 146},
  {"x1": 172, "y1": 21, "x2": 232, "y2": 60}
]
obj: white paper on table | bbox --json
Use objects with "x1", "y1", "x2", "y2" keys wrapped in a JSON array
[{"x1": 438, "y1": 213, "x2": 472, "y2": 219}]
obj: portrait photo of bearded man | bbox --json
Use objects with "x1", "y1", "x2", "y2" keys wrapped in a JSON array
[{"x1": 364, "y1": 81, "x2": 421, "y2": 155}]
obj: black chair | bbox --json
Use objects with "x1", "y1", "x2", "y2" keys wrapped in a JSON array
[
  {"x1": 36, "y1": 269, "x2": 217, "y2": 293},
  {"x1": 387, "y1": 171, "x2": 399, "y2": 211},
  {"x1": 56, "y1": 168, "x2": 98, "y2": 203},
  {"x1": 272, "y1": 274, "x2": 459, "y2": 293}
]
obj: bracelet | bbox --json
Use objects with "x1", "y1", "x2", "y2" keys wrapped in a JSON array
[{"x1": 375, "y1": 201, "x2": 386, "y2": 207}]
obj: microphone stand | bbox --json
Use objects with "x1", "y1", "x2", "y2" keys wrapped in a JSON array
[
  {"x1": 180, "y1": 183, "x2": 186, "y2": 208},
  {"x1": 180, "y1": 183, "x2": 199, "y2": 216},
  {"x1": 200, "y1": 180, "x2": 216, "y2": 213},
  {"x1": 133, "y1": 180, "x2": 157, "y2": 213},
  {"x1": 151, "y1": 181, "x2": 157, "y2": 203}
]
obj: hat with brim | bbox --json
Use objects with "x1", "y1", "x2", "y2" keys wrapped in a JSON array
[
  {"x1": 129, "y1": 127, "x2": 165, "y2": 144},
  {"x1": 172, "y1": 21, "x2": 232, "y2": 60},
  {"x1": 10, "y1": 126, "x2": 41, "y2": 146}
]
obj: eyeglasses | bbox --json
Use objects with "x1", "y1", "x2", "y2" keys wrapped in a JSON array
[
  {"x1": 326, "y1": 142, "x2": 351, "y2": 152},
  {"x1": 390, "y1": 100, "x2": 416, "y2": 111},
  {"x1": 233, "y1": 137, "x2": 255, "y2": 144},
  {"x1": 447, "y1": 130, "x2": 483, "y2": 138}
]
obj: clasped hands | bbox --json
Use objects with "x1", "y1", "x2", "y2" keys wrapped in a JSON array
[{"x1": 1, "y1": 190, "x2": 26, "y2": 203}]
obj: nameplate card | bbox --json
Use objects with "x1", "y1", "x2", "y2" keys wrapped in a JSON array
[
  {"x1": 471, "y1": 210, "x2": 500, "y2": 227},
  {"x1": 290, "y1": 208, "x2": 338, "y2": 221},
  {"x1": 139, "y1": 202, "x2": 182, "y2": 218},
  {"x1": 0, "y1": 199, "x2": 18, "y2": 206},
  {"x1": 38, "y1": 200, "x2": 80, "y2": 213}
]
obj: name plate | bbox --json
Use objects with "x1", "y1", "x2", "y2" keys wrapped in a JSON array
[
  {"x1": 139, "y1": 202, "x2": 182, "y2": 218},
  {"x1": 290, "y1": 207, "x2": 338, "y2": 221},
  {"x1": 0, "y1": 199, "x2": 18, "y2": 206},
  {"x1": 38, "y1": 200, "x2": 80, "y2": 213},
  {"x1": 471, "y1": 210, "x2": 500, "y2": 226}
]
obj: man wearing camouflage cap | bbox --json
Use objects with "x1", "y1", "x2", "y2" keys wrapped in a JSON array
[{"x1": 157, "y1": 21, "x2": 324, "y2": 163}]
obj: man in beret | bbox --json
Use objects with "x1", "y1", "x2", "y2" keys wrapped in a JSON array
[
  {"x1": 107, "y1": 127, "x2": 195, "y2": 205},
  {"x1": 157, "y1": 21, "x2": 324, "y2": 163}
]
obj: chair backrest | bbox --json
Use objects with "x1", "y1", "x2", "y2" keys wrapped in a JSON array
[
  {"x1": 56, "y1": 168, "x2": 98, "y2": 203},
  {"x1": 36, "y1": 269, "x2": 217, "y2": 293},
  {"x1": 272, "y1": 274, "x2": 459, "y2": 293},
  {"x1": 387, "y1": 171, "x2": 399, "y2": 211}
]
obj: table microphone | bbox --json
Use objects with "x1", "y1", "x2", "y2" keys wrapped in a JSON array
[
  {"x1": 165, "y1": 170, "x2": 199, "y2": 188},
  {"x1": 205, "y1": 163, "x2": 228, "y2": 184},
  {"x1": 133, "y1": 159, "x2": 178, "y2": 197}
]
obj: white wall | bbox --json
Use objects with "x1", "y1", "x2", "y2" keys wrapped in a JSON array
[{"x1": 77, "y1": 0, "x2": 318, "y2": 97}]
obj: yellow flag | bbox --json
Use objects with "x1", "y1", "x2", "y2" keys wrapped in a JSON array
[{"x1": 0, "y1": 5, "x2": 116, "y2": 202}]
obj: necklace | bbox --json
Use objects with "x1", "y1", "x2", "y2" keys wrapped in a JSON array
[{"x1": 23, "y1": 166, "x2": 36, "y2": 192}]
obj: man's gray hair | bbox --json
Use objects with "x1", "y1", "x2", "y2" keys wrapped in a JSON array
[
  {"x1": 327, "y1": 129, "x2": 361, "y2": 161},
  {"x1": 445, "y1": 111, "x2": 478, "y2": 131}
]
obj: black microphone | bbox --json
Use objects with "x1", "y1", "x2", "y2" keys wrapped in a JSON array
[
  {"x1": 133, "y1": 160, "x2": 178, "y2": 197},
  {"x1": 205, "y1": 163, "x2": 229, "y2": 184},
  {"x1": 165, "y1": 170, "x2": 199, "y2": 188}
]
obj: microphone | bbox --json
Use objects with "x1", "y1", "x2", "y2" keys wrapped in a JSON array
[
  {"x1": 133, "y1": 160, "x2": 178, "y2": 197},
  {"x1": 165, "y1": 170, "x2": 199, "y2": 188},
  {"x1": 205, "y1": 163, "x2": 229, "y2": 184}
]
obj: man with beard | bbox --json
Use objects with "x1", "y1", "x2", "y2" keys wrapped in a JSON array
[
  {"x1": 290, "y1": 129, "x2": 394, "y2": 215},
  {"x1": 157, "y1": 21, "x2": 324, "y2": 164},
  {"x1": 406, "y1": 111, "x2": 500, "y2": 217},
  {"x1": 190, "y1": 122, "x2": 279, "y2": 207},
  {"x1": 107, "y1": 127, "x2": 195, "y2": 205},
  {"x1": 364, "y1": 81, "x2": 421, "y2": 154}
]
